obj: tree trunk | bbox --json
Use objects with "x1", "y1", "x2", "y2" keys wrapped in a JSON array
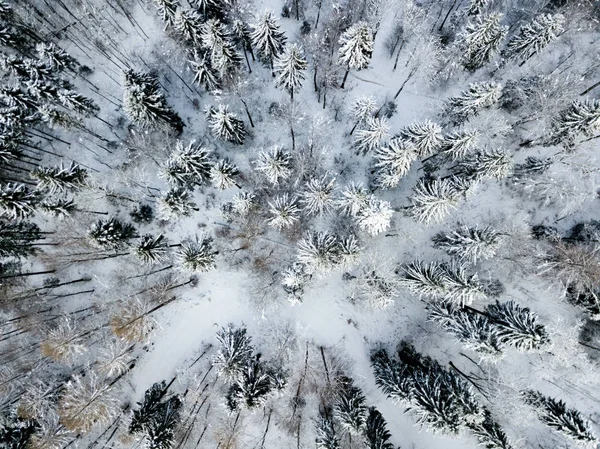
[
  {"x1": 340, "y1": 68, "x2": 350, "y2": 89},
  {"x1": 439, "y1": 0, "x2": 457, "y2": 32}
]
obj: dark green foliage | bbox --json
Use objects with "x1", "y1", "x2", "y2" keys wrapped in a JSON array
[
  {"x1": 364, "y1": 407, "x2": 394, "y2": 449},
  {"x1": 315, "y1": 416, "x2": 339, "y2": 449},
  {"x1": 468, "y1": 409, "x2": 513, "y2": 449},
  {"x1": 485, "y1": 301, "x2": 550, "y2": 351},
  {"x1": 88, "y1": 217, "x2": 138, "y2": 249},
  {"x1": 130, "y1": 203, "x2": 154, "y2": 224},
  {"x1": 226, "y1": 356, "x2": 275, "y2": 410},
  {"x1": 333, "y1": 377, "x2": 367, "y2": 434},
  {"x1": 0, "y1": 415, "x2": 37, "y2": 449},
  {"x1": 213, "y1": 324, "x2": 253, "y2": 378}
]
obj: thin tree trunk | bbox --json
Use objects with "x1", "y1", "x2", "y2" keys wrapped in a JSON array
[
  {"x1": 340, "y1": 68, "x2": 350, "y2": 89},
  {"x1": 439, "y1": 0, "x2": 457, "y2": 32},
  {"x1": 581, "y1": 79, "x2": 600, "y2": 96}
]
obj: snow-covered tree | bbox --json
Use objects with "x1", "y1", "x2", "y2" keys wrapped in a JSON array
[
  {"x1": 97, "y1": 339, "x2": 133, "y2": 378},
  {"x1": 40, "y1": 317, "x2": 87, "y2": 363},
  {"x1": 153, "y1": 0, "x2": 179, "y2": 27},
  {"x1": 333, "y1": 378, "x2": 367, "y2": 435},
  {"x1": 468, "y1": 410, "x2": 513, "y2": 449},
  {"x1": 338, "y1": 22, "x2": 374, "y2": 88},
  {"x1": 213, "y1": 324, "x2": 253, "y2": 378},
  {"x1": 231, "y1": 191, "x2": 256, "y2": 216},
  {"x1": 57, "y1": 90, "x2": 98, "y2": 116},
  {"x1": 373, "y1": 138, "x2": 417, "y2": 189},
  {"x1": 200, "y1": 19, "x2": 241, "y2": 76},
  {"x1": 523, "y1": 390, "x2": 598, "y2": 445},
  {"x1": 537, "y1": 241, "x2": 600, "y2": 292},
  {"x1": 354, "y1": 117, "x2": 389, "y2": 155},
  {"x1": 458, "y1": 148, "x2": 513, "y2": 181},
  {"x1": 485, "y1": 301, "x2": 550, "y2": 351},
  {"x1": 337, "y1": 182, "x2": 370, "y2": 217},
  {"x1": 439, "y1": 129, "x2": 480, "y2": 161},
  {"x1": 31, "y1": 162, "x2": 87, "y2": 193},
  {"x1": 457, "y1": 13, "x2": 507, "y2": 71},
  {"x1": 174, "y1": 8, "x2": 203, "y2": 44},
  {"x1": 505, "y1": 14, "x2": 564, "y2": 63},
  {"x1": 349, "y1": 96, "x2": 377, "y2": 133},
  {"x1": 227, "y1": 356, "x2": 275, "y2": 410},
  {"x1": 88, "y1": 218, "x2": 137, "y2": 250},
  {"x1": 467, "y1": 0, "x2": 488, "y2": 16},
  {"x1": 178, "y1": 234, "x2": 216, "y2": 272},
  {"x1": 548, "y1": 99, "x2": 600, "y2": 149},
  {"x1": 58, "y1": 371, "x2": 117, "y2": 433},
  {"x1": 36, "y1": 43, "x2": 78, "y2": 72},
  {"x1": 267, "y1": 193, "x2": 300, "y2": 230},
  {"x1": 134, "y1": 234, "x2": 169, "y2": 264},
  {"x1": 274, "y1": 44, "x2": 307, "y2": 100},
  {"x1": 399, "y1": 120, "x2": 444, "y2": 158},
  {"x1": 315, "y1": 416, "x2": 339, "y2": 449},
  {"x1": 300, "y1": 175, "x2": 336, "y2": 215},
  {"x1": 356, "y1": 195, "x2": 393, "y2": 236},
  {"x1": 123, "y1": 70, "x2": 183, "y2": 133},
  {"x1": 282, "y1": 262, "x2": 311, "y2": 303},
  {"x1": 206, "y1": 104, "x2": 247, "y2": 144},
  {"x1": 338, "y1": 235, "x2": 362, "y2": 269},
  {"x1": 0, "y1": 183, "x2": 38, "y2": 219},
  {"x1": 433, "y1": 225, "x2": 503, "y2": 264},
  {"x1": 40, "y1": 198, "x2": 76, "y2": 219},
  {"x1": 364, "y1": 407, "x2": 394, "y2": 449},
  {"x1": 192, "y1": 0, "x2": 225, "y2": 20},
  {"x1": 211, "y1": 159, "x2": 240, "y2": 189},
  {"x1": 190, "y1": 51, "x2": 220, "y2": 91},
  {"x1": 297, "y1": 231, "x2": 339, "y2": 273},
  {"x1": 254, "y1": 145, "x2": 292, "y2": 185},
  {"x1": 163, "y1": 140, "x2": 212, "y2": 188},
  {"x1": 445, "y1": 82, "x2": 502, "y2": 123},
  {"x1": 406, "y1": 178, "x2": 461, "y2": 225},
  {"x1": 158, "y1": 187, "x2": 197, "y2": 220},
  {"x1": 250, "y1": 12, "x2": 286, "y2": 67}
]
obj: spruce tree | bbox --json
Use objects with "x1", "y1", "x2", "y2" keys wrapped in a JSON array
[
  {"x1": 250, "y1": 12, "x2": 286, "y2": 69},
  {"x1": 227, "y1": 356, "x2": 274, "y2": 410},
  {"x1": 505, "y1": 14, "x2": 564, "y2": 63},
  {"x1": 200, "y1": 19, "x2": 241, "y2": 77},
  {"x1": 523, "y1": 390, "x2": 598, "y2": 445},
  {"x1": 158, "y1": 187, "x2": 197, "y2": 220},
  {"x1": 484, "y1": 301, "x2": 550, "y2": 351},
  {"x1": 122, "y1": 70, "x2": 184, "y2": 133},
  {"x1": 406, "y1": 178, "x2": 461, "y2": 225},
  {"x1": 0, "y1": 183, "x2": 38, "y2": 220},
  {"x1": 0, "y1": 414, "x2": 37, "y2": 449},
  {"x1": 30, "y1": 162, "x2": 88, "y2": 193},
  {"x1": 300, "y1": 175, "x2": 336, "y2": 215},
  {"x1": 190, "y1": 51, "x2": 221, "y2": 91},
  {"x1": 338, "y1": 22, "x2": 374, "y2": 88},
  {"x1": 432, "y1": 225, "x2": 503, "y2": 264},
  {"x1": 164, "y1": 140, "x2": 212, "y2": 188},
  {"x1": 458, "y1": 149, "x2": 513, "y2": 181},
  {"x1": 445, "y1": 82, "x2": 502, "y2": 123},
  {"x1": 153, "y1": 0, "x2": 180, "y2": 28},
  {"x1": 134, "y1": 234, "x2": 169, "y2": 264},
  {"x1": 333, "y1": 377, "x2": 367, "y2": 435},
  {"x1": 206, "y1": 104, "x2": 247, "y2": 144},
  {"x1": 364, "y1": 407, "x2": 394, "y2": 449},
  {"x1": 548, "y1": 99, "x2": 600, "y2": 149},
  {"x1": 439, "y1": 129, "x2": 480, "y2": 161},
  {"x1": 40, "y1": 198, "x2": 77, "y2": 218},
  {"x1": 468, "y1": 409, "x2": 513, "y2": 449},
  {"x1": 296, "y1": 231, "x2": 339, "y2": 273},
  {"x1": 177, "y1": 234, "x2": 216, "y2": 272},
  {"x1": 273, "y1": 44, "x2": 307, "y2": 100},
  {"x1": 373, "y1": 138, "x2": 417, "y2": 189},
  {"x1": 36, "y1": 43, "x2": 79, "y2": 73},
  {"x1": 254, "y1": 145, "x2": 292, "y2": 185},
  {"x1": 267, "y1": 193, "x2": 300, "y2": 230},
  {"x1": 213, "y1": 324, "x2": 253, "y2": 378},
  {"x1": 88, "y1": 218, "x2": 138, "y2": 250},
  {"x1": 337, "y1": 182, "x2": 369, "y2": 217},
  {"x1": 356, "y1": 195, "x2": 393, "y2": 236},
  {"x1": 354, "y1": 117, "x2": 389, "y2": 155},
  {"x1": 398, "y1": 120, "x2": 444, "y2": 158},
  {"x1": 315, "y1": 416, "x2": 339, "y2": 449},
  {"x1": 458, "y1": 13, "x2": 507, "y2": 70},
  {"x1": 174, "y1": 8, "x2": 203, "y2": 45},
  {"x1": 210, "y1": 159, "x2": 240, "y2": 189}
]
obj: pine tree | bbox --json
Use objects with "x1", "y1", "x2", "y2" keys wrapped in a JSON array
[
  {"x1": 315, "y1": 416, "x2": 339, "y2": 449},
  {"x1": 505, "y1": 14, "x2": 564, "y2": 63},
  {"x1": 399, "y1": 120, "x2": 444, "y2": 158},
  {"x1": 206, "y1": 104, "x2": 247, "y2": 144},
  {"x1": 512, "y1": 156, "x2": 552, "y2": 181},
  {"x1": 174, "y1": 8, "x2": 203, "y2": 45},
  {"x1": 57, "y1": 90, "x2": 98, "y2": 116},
  {"x1": 210, "y1": 159, "x2": 240, "y2": 189},
  {"x1": 122, "y1": 70, "x2": 184, "y2": 133},
  {"x1": 200, "y1": 19, "x2": 241, "y2": 77},
  {"x1": 158, "y1": 187, "x2": 197, "y2": 220},
  {"x1": 432, "y1": 225, "x2": 503, "y2": 264},
  {"x1": 458, "y1": 13, "x2": 507, "y2": 70},
  {"x1": 88, "y1": 218, "x2": 138, "y2": 250},
  {"x1": 439, "y1": 262, "x2": 487, "y2": 306},
  {"x1": 31, "y1": 162, "x2": 88, "y2": 193},
  {"x1": 134, "y1": 234, "x2": 169, "y2": 264},
  {"x1": 349, "y1": 96, "x2": 377, "y2": 132},
  {"x1": 354, "y1": 117, "x2": 389, "y2": 155},
  {"x1": 250, "y1": 12, "x2": 286, "y2": 68},
  {"x1": 0, "y1": 183, "x2": 38, "y2": 220},
  {"x1": 297, "y1": 231, "x2": 339, "y2": 273},
  {"x1": 445, "y1": 82, "x2": 503, "y2": 123},
  {"x1": 0, "y1": 219, "x2": 41, "y2": 258},
  {"x1": 406, "y1": 178, "x2": 461, "y2": 225},
  {"x1": 333, "y1": 377, "x2": 367, "y2": 435},
  {"x1": 231, "y1": 191, "x2": 256, "y2": 216},
  {"x1": 485, "y1": 301, "x2": 550, "y2": 351},
  {"x1": 227, "y1": 356, "x2": 274, "y2": 410},
  {"x1": 370, "y1": 348, "x2": 413, "y2": 402},
  {"x1": 254, "y1": 145, "x2": 292, "y2": 185},
  {"x1": 458, "y1": 149, "x2": 513, "y2": 181},
  {"x1": 0, "y1": 414, "x2": 37, "y2": 449},
  {"x1": 177, "y1": 234, "x2": 216, "y2": 272},
  {"x1": 153, "y1": 0, "x2": 180, "y2": 28},
  {"x1": 267, "y1": 193, "x2": 300, "y2": 229},
  {"x1": 337, "y1": 182, "x2": 369, "y2": 217},
  {"x1": 190, "y1": 51, "x2": 220, "y2": 91},
  {"x1": 523, "y1": 390, "x2": 598, "y2": 445},
  {"x1": 36, "y1": 43, "x2": 78, "y2": 72},
  {"x1": 274, "y1": 44, "x2": 307, "y2": 100},
  {"x1": 213, "y1": 324, "x2": 253, "y2": 378},
  {"x1": 467, "y1": 0, "x2": 488, "y2": 16},
  {"x1": 356, "y1": 195, "x2": 393, "y2": 236},
  {"x1": 338, "y1": 22, "x2": 374, "y2": 88},
  {"x1": 548, "y1": 99, "x2": 600, "y2": 149},
  {"x1": 373, "y1": 138, "x2": 417, "y2": 189},
  {"x1": 364, "y1": 407, "x2": 394, "y2": 449},
  {"x1": 164, "y1": 140, "x2": 212, "y2": 188},
  {"x1": 192, "y1": 0, "x2": 225, "y2": 20},
  {"x1": 282, "y1": 262, "x2": 311, "y2": 302},
  {"x1": 300, "y1": 175, "x2": 336, "y2": 215},
  {"x1": 40, "y1": 198, "x2": 77, "y2": 219},
  {"x1": 337, "y1": 235, "x2": 362, "y2": 269},
  {"x1": 439, "y1": 129, "x2": 480, "y2": 161}
]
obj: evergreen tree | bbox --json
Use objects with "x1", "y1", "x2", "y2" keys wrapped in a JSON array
[
  {"x1": 177, "y1": 234, "x2": 216, "y2": 272},
  {"x1": 57, "y1": 90, "x2": 98, "y2": 116},
  {"x1": 164, "y1": 140, "x2": 212, "y2": 188},
  {"x1": 0, "y1": 414, "x2": 37, "y2": 449},
  {"x1": 439, "y1": 129, "x2": 480, "y2": 161},
  {"x1": 134, "y1": 234, "x2": 169, "y2": 264},
  {"x1": 250, "y1": 12, "x2": 286, "y2": 68},
  {"x1": 458, "y1": 13, "x2": 507, "y2": 70},
  {"x1": 315, "y1": 416, "x2": 339, "y2": 449},
  {"x1": 0, "y1": 183, "x2": 38, "y2": 220},
  {"x1": 349, "y1": 96, "x2": 377, "y2": 131},
  {"x1": 153, "y1": 0, "x2": 180, "y2": 28},
  {"x1": 511, "y1": 156, "x2": 552, "y2": 181},
  {"x1": 282, "y1": 262, "x2": 311, "y2": 302},
  {"x1": 200, "y1": 19, "x2": 241, "y2": 77},
  {"x1": 432, "y1": 225, "x2": 503, "y2": 264},
  {"x1": 274, "y1": 44, "x2": 307, "y2": 100},
  {"x1": 373, "y1": 138, "x2": 418, "y2": 189},
  {"x1": 406, "y1": 178, "x2": 461, "y2": 225},
  {"x1": 505, "y1": 14, "x2": 564, "y2": 63},
  {"x1": 548, "y1": 99, "x2": 600, "y2": 149},
  {"x1": 227, "y1": 356, "x2": 274, "y2": 410},
  {"x1": 174, "y1": 8, "x2": 203, "y2": 45},
  {"x1": 399, "y1": 120, "x2": 444, "y2": 158},
  {"x1": 370, "y1": 348, "x2": 413, "y2": 403},
  {"x1": 467, "y1": 0, "x2": 488, "y2": 16},
  {"x1": 36, "y1": 43, "x2": 79, "y2": 73},
  {"x1": 0, "y1": 219, "x2": 41, "y2": 258},
  {"x1": 468, "y1": 409, "x2": 514, "y2": 449},
  {"x1": 210, "y1": 159, "x2": 240, "y2": 189},
  {"x1": 40, "y1": 197, "x2": 77, "y2": 219},
  {"x1": 300, "y1": 175, "x2": 336, "y2": 215},
  {"x1": 333, "y1": 377, "x2": 367, "y2": 435},
  {"x1": 445, "y1": 82, "x2": 502, "y2": 123},
  {"x1": 158, "y1": 187, "x2": 197, "y2": 220},
  {"x1": 31, "y1": 162, "x2": 88, "y2": 193},
  {"x1": 231, "y1": 191, "x2": 256, "y2": 216},
  {"x1": 337, "y1": 235, "x2": 362, "y2": 269},
  {"x1": 523, "y1": 390, "x2": 598, "y2": 445},
  {"x1": 356, "y1": 195, "x2": 393, "y2": 236},
  {"x1": 213, "y1": 324, "x2": 253, "y2": 378},
  {"x1": 296, "y1": 231, "x2": 339, "y2": 273},
  {"x1": 364, "y1": 407, "x2": 394, "y2": 449},
  {"x1": 354, "y1": 117, "x2": 389, "y2": 155},
  {"x1": 254, "y1": 145, "x2": 292, "y2": 185},
  {"x1": 206, "y1": 104, "x2": 247, "y2": 144},
  {"x1": 122, "y1": 70, "x2": 184, "y2": 133},
  {"x1": 337, "y1": 182, "x2": 369, "y2": 217},
  {"x1": 88, "y1": 218, "x2": 138, "y2": 250},
  {"x1": 485, "y1": 301, "x2": 550, "y2": 351},
  {"x1": 190, "y1": 51, "x2": 221, "y2": 92},
  {"x1": 267, "y1": 193, "x2": 300, "y2": 229},
  {"x1": 192, "y1": 0, "x2": 226, "y2": 20},
  {"x1": 565, "y1": 285, "x2": 600, "y2": 320},
  {"x1": 458, "y1": 149, "x2": 513, "y2": 181},
  {"x1": 338, "y1": 22, "x2": 374, "y2": 88}
]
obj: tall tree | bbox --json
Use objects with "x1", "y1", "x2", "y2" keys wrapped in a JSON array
[
  {"x1": 457, "y1": 13, "x2": 507, "y2": 70},
  {"x1": 273, "y1": 44, "x2": 307, "y2": 100},
  {"x1": 338, "y1": 22, "x2": 374, "y2": 88},
  {"x1": 505, "y1": 14, "x2": 564, "y2": 64},
  {"x1": 250, "y1": 12, "x2": 286, "y2": 71}
]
